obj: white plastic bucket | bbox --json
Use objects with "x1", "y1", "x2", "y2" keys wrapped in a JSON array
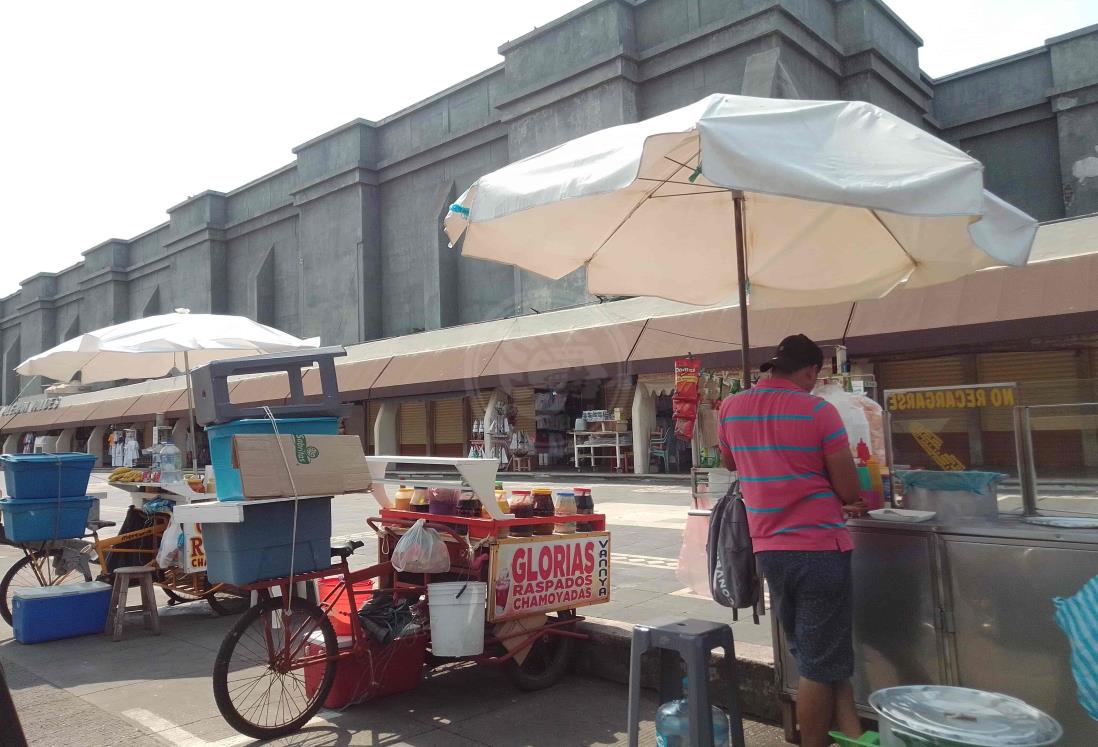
[{"x1": 427, "y1": 581, "x2": 486, "y2": 656}]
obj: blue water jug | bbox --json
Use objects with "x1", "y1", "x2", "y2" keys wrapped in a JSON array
[{"x1": 655, "y1": 678, "x2": 731, "y2": 746}]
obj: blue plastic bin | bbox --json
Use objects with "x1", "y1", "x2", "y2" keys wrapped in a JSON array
[
  {"x1": 12, "y1": 581, "x2": 112, "y2": 643},
  {"x1": 203, "y1": 497, "x2": 332, "y2": 585},
  {"x1": 0, "y1": 453, "x2": 96, "y2": 499},
  {"x1": 206, "y1": 417, "x2": 339, "y2": 501},
  {"x1": 0, "y1": 496, "x2": 95, "y2": 541}
]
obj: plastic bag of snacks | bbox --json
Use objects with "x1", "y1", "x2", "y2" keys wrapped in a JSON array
[
  {"x1": 391, "y1": 519, "x2": 451, "y2": 574},
  {"x1": 813, "y1": 383, "x2": 871, "y2": 452}
]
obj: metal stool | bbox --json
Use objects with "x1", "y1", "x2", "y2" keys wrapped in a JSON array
[
  {"x1": 627, "y1": 618, "x2": 745, "y2": 747},
  {"x1": 105, "y1": 566, "x2": 161, "y2": 642}
]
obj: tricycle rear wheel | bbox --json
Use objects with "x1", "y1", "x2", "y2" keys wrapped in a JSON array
[
  {"x1": 504, "y1": 610, "x2": 577, "y2": 692},
  {"x1": 212, "y1": 595, "x2": 336, "y2": 740}
]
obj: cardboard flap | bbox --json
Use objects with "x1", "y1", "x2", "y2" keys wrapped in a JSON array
[{"x1": 231, "y1": 434, "x2": 372, "y2": 499}]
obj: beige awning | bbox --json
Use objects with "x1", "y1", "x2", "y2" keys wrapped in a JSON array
[
  {"x1": 229, "y1": 375, "x2": 290, "y2": 406},
  {"x1": 303, "y1": 358, "x2": 392, "y2": 399},
  {"x1": 85, "y1": 396, "x2": 142, "y2": 426},
  {"x1": 373, "y1": 343, "x2": 500, "y2": 393},
  {"x1": 122, "y1": 389, "x2": 190, "y2": 420}
]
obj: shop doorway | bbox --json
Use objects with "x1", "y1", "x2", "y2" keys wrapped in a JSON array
[{"x1": 651, "y1": 394, "x2": 692, "y2": 474}]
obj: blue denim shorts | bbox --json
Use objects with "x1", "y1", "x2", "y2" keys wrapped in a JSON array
[{"x1": 757, "y1": 550, "x2": 854, "y2": 684}]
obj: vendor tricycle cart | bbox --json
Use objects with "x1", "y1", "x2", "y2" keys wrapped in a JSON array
[{"x1": 210, "y1": 495, "x2": 610, "y2": 740}]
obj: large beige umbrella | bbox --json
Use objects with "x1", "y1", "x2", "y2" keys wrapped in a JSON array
[{"x1": 444, "y1": 93, "x2": 1038, "y2": 381}]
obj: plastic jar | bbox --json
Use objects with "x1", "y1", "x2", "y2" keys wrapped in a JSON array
[
  {"x1": 393, "y1": 485, "x2": 414, "y2": 511},
  {"x1": 410, "y1": 486, "x2": 430, "y2": 513},
  {"x1": 508, "y1": 490, "x2": 534, "y2": 537},
  {"x1": 574, "y1": 487, "x2": 595, "y2": 531},
  {"x1": 531, "y1": 487, "x2": 555, "y2": 536},
  {"x1": 554, "y1": 491, "x2": 577, "y2": 534}
]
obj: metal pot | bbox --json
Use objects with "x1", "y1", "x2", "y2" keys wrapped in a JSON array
[{"x1": 870, "y1": 687, "x2": 1062, "y2": 747}]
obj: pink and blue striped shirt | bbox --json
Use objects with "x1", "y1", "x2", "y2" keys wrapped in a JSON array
[{"x1": 718, "y1": 377, "x2": 853, "y2": 552}]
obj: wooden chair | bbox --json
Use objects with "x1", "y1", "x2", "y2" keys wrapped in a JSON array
[{"x1": 105, "y1": 565, "x2": 160, "y2": 642}]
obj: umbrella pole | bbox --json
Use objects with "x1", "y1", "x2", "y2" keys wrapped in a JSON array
[
  {"x1": 733, "y1": 195, "x2": 751, "y2": 390},
  {"x1": 183, "y1": 351, "x2": 199, "y2": 472}
]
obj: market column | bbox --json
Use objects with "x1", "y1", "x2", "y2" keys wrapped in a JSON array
[
  {"x1": 54, "y1": 428, "x2": 74, "y2": 453},
  {"x1": 86, "y1": 425, "x2": 105, "y2": 466},
  {"x1": 1, "y1": 433, "x2": 19, "y2": 455},
  {"x1": 374, "y1": 401, "x2": 398, "y2": 455},
  {"x1": 631, "y1": 386, "x2": 653, "y2": 474}
]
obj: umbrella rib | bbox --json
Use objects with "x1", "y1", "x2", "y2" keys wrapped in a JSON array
[
  {"x1": 585, "y1": 149, "x2": 702, "y2": 268},
  {"x1": 868, "y1": 209, "x2": 919, "y2": 271},
  {"x1": 647, "y1": 190, "x2": 731, "y2": 199},
  {"x1": 635, "y1": 177, "x2": 733, "y2": 189}
]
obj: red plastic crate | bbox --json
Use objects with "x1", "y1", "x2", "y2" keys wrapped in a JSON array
[{"x1": 305, "y1": 631, "x2": 428, "y2": 708}]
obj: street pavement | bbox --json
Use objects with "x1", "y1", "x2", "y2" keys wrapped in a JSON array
[{"x1": 0, "y1": 473, "x2": 786, "y2": 746}]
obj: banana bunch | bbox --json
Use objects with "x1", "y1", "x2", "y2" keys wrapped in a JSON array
[{"x1": 109, "y1": 467, "x2": 144, "y2": 483}]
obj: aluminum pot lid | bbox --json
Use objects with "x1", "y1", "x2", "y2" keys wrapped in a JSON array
[{"x1": 869, "y1": 687, "x2": 1062, "y2": 746}]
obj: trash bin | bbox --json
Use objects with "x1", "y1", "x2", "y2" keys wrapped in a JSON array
[{"x1": 896, "y1": 470, "x2": 1005, "y2": 524}]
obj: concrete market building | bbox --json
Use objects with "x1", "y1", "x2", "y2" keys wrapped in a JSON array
[{"x1": 3, "y1": 0, "x2": 1098, "y2": 473}]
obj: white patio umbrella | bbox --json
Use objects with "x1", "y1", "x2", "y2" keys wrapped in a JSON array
[
  {"x1": 444, "y1": 93, "x2": 1038, "y2": 383},
  {"x1": 16, "y1": 309, "x2": 320, "y2": 468}
]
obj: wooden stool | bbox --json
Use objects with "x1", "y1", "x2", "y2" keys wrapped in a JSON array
[
  {"x1": 510, "y1": 455, "x2": 533, "y2": 472},
  {"x1": 105, "y1": 566, "x2": 160, "y2": 641}
]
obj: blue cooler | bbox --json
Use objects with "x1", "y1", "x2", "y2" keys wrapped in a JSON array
[
  {"x1": 12, "y1": 581, "x2": 112, "y2": 643},
  {"x1": 206, "y1": 417, "x2": 339, "y2": 501},
  {"x1": 0, "y1": 453, "x2": 96, "y2": 499},
  {"x1": 0, "y1": 496, "x2": 95, "y2": 541},
  {"x1": 203, "y1": 497, "x2": 332, "y2": 585}
]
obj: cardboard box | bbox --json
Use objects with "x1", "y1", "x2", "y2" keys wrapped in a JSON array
[{"x1": 231, "y1": 434, "x2": 372, "y2": 499}]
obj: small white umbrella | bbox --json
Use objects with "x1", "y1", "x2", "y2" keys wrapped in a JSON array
[
  {"x1": 17, "y1": 309, "x2": 320, "y2": 468},
  {"x1": 444, "y1": 93, "x2": 1038, "y2": 381}
]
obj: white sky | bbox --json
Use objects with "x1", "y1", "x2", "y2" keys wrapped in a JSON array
[{"x1": 2, "y1": 0, "x2": 1096, "y2": 298}]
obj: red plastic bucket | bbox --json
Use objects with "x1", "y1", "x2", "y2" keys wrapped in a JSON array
[{"x1": 318, "y1": 576, "x2": 373, "y2": 635}]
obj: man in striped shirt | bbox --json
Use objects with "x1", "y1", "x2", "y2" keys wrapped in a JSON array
[{"x1": 719, "y1": 334, "x2": 865, "y2": 747}]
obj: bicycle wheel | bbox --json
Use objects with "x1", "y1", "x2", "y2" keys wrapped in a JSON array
[
  {"x1": 503, "y1": 609, "x2": 577, "y2": 692},
  {"x1": 213, "y1": 595, "x2": 337, "y2": 740},
  {"x1": 0, "y1": 550, "x2": 98, "y2": 626}
]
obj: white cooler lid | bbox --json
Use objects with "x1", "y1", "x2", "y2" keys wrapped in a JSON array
[
  {"x1": 870, "y1": 686, "x2": 1062, "y2": 746},
  {"x1": 13, "y1": 580, "x2": 110, "y2": 600}
]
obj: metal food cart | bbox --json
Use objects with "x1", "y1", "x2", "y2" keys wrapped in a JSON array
[{"x1": 775, "y1": 384, "x2": 1098, "y2": 744}]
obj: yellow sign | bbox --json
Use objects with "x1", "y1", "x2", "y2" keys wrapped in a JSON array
[
  {"x1": 910, "y1": 423, "x2": 966, "y2": 471},
  {"x1": 887, "y1": 385, "x2": 1016, "y2": 412}
]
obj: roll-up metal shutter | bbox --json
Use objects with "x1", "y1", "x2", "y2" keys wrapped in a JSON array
[
  {"x1": 432, "y1": 398, "x2": 465, "y2": 445},
  {"x1": 469, "y1": 391, "x2": 494, "y2": 425},
  {"x1": 512, "y1": 387, "x2": 536, "y2": 433},
  {"x1": 978, "y1": 350, "x2": 1086, "y2": 470},
  {"x1": 399, "y1": 401, "x2": 427, "y2": 455}
]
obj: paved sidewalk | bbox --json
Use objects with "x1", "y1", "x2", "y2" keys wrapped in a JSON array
[{"x1": 2, "y1": 605, "x2": 786, "y2": 746}]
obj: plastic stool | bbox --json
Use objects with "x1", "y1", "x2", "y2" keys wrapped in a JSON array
[
  {"x1": 626, "y1": 618, "x2": 745, "y2": 747},
  {"x1": 105, "y1": 566, "x2": 161, "y2": 641}
]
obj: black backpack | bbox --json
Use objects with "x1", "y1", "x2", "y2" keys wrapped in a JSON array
[{"x1": 707, "y1": 481, "x2": 765, "y2": 624}]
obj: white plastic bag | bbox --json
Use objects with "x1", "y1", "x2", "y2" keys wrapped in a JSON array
[
  {"x1": 813, "y1": 383, "x2": 872, "y2": 453},
  {"x1": 156, "y1": 517, "x2": 184, "y2": 569},
  {"x1": 391, "y1": 519, "x2": 451, "y2": 574}
]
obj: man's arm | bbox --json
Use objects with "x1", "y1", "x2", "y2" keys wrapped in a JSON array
[
  {"x1": 823, "y1": 449, "x2": 861, "y2": 506},
  {"x1": 721, "y1": 450, "x2": 737, "y2": 472}
]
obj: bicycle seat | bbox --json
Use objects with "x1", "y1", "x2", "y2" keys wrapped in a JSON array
[
  {"x1": 330, "y1": 539, "x2": 364, "y2": 559},
  {"x1": 87, "y1": 520, "x2": 117, "y2": 530}
]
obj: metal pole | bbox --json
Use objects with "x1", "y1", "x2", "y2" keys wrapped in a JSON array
[
  {"x1": 1013, "y1": 406, "x2": 1039, "y2": 516},
  {"x1": 183, "y1": 350, "x2": 199, "y2": 472},
  {"x1": 733, "y1": 195, "x2": 751, "y2": 390}
]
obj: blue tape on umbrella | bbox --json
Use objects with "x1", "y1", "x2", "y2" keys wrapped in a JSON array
[{"x1": 449, "y1": 203, "x2": 470, "y2": 216}]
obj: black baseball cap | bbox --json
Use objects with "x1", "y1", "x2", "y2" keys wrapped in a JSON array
[{"x1": 760, "y1": 334, "x2": 824, "y2": 373}]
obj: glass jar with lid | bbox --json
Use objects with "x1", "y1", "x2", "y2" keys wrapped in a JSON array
[
  {"x1": 410, "y1": 486, "x2": 430, "y2": 513},
  {"x1": 554, "y1": 491, "x2": 577, "y2": 533}
]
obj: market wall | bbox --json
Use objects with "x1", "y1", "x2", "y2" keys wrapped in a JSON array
[{"x1": 4, "y1": 0, "x2": 1098, "y2": 406}]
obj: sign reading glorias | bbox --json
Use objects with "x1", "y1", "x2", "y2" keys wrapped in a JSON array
[
  {"x1": 0, "y1": 397, "x2": 62, "y2": 417},
  {"x1": 183, "y1": 523, "x2": 207, "y2": 573},
  {"x1": 886, "y1": 384, "x2": 1017, "y2": 412},
  {"x1": 488, "y1": 532, "x2": 611, "y2": 622}
]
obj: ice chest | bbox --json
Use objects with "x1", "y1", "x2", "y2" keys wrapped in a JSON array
[
  {"x1": 202, "y1": 497, "x2": 333, "y2": 585},
  {"x1": 205, "y1": 417, "x2": 339, "y2": 501},
  {"x1": 12, "y1": 581, "x2": 112, "y2": 643},
  {"x1": 0, "y1": 495, "x2": 95, "y2": 541},
  {"x1": 0, "y1": 453, "x2": 96, "y2": 499}
]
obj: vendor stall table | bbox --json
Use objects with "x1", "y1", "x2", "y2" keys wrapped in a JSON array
[{"x1": 571, "y1": 430, "x2": 633, "y2": 472}]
